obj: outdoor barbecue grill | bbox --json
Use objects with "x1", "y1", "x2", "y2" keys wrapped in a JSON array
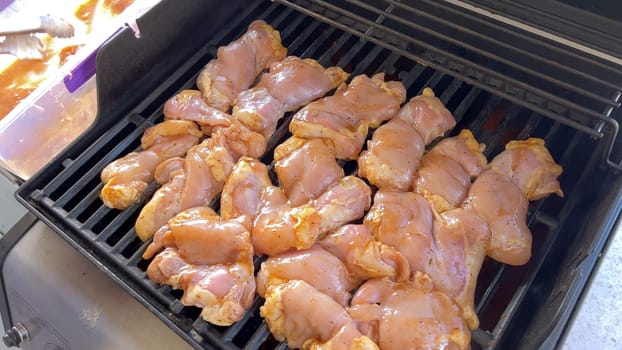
[{"x1": 5, "y1": 0, "x2": 622, "y2": 349}]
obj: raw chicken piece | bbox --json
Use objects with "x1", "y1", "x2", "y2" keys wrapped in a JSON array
[
  {"x1": 256, "y1": 245, "x2": 354, "y2": 306},
  {"x1": 489, "y1": 138, "x2": 563, "y2": 200},
  {"x1": 135, "y1": 123, "x2": 267, "y2": 241},
  {"x1": 395, "y1": 87, "x2": 456, "y2": 144},
  {"x1": 274, "y1": 137, "x2": 344, "y2": 206},
  {"x1": 364, "y1": 190, "x2": 490, "y2": 329},
  {"x1": 261, "y1": 280, "x2": 379, "y2": 350},
  {"x1": 364, "y1": 191, "x2": 434, "y2": 280},
  {"x1": 463, "y1": 169, "x2": 531, "y2": 266},
  {"x1": 414, "y1": 130, "x2": 487, "y2": 212},
  {"x1": 100, "y1": 120, "x2": 202, "y2": 209},
  {"x1": 349, "y1": 273, "x2": 470, "y2": 350},
  {"x1": 154, "y1": 157, "x2": 185, "y2": 184},
  {"x1": 253, "y1": 56, "x2": 350, "y2": 111},
  {"x1": 327, "y1": 73, "x2": 406, "y2": 128},
  {"x1": 319, "y1": 224, "x2": 410, "y2": 284},
  {"x1": 147, "y1": 249, "x2": 255, "y2": 326},
  {"x1": 197, "y1": 20, "x2": 287, "y2": 111},
  {"x1": 290, "y1": 73, "x2": 406, "y2": 160},
  {"x1": 163, "y1": 89, "x2": 233, "y2": 134},
  {"x1": 220, "y1": 157, "x2": 272, "y2": 229},
  {"x1": 253, "y1": 176, "x2": 371, "y2": 256},
  {"x1": 233, "y1": 57, "x2": 348, "y2": 138},
  {"x1": 357, "y1": 118, "x2": 425, "y2": 191},
  {"x1": 289, "y1": 100, "x2": 369, "y2": 160},
  {"x1": 143, "y1": 206, "x2": 255, "y2": 326}
]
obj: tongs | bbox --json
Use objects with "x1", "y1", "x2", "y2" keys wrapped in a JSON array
[{"x1": 0, "y1": 15, "x2": 74, "y2": 59}]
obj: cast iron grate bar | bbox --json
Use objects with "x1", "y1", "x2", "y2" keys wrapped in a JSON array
[{"x1": 275, "y1": 0, "x2": 622, "y2": 171}]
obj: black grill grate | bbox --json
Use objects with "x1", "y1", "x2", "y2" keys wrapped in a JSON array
[
  {"x1": 15, "y1": 1, "x2": 622, "y2": 349},
  {"x1": 276, "y1": 0, "x2": 622, "y2": 171}
]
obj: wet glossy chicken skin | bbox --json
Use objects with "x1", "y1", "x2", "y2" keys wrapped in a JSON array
[
  {"x1": 364, "y1": 191, "x2": 434, "y2": 280},
  {"x1": 414, "y1": 130, "x2": 487, "y2": 212},
  {"x1": 154, "y1": 157, "x2": 185, "y2": 185},
  {"x1": 364, "y1": 190, "x2": 490, "y2": 329},
  {"x1": 142, "y1": 207, "x2": 251, "y2": 264},
  {"x1": 220, "y1": 157, "x2": 272, "y2": 229},
  {"x1": 289, "y1": 73, "x2": 406, "y2": 160},
  {"x1": 135, "y1": 123, "x2": 267, "y2": 241},
  {"x1": 358, "y1": 118, "x2": 425, "y2": 191},
  {"x1": 274, "y1": 137, "x2": 344, "y2": 206},
  {"x1": 147, "y1": 248, "x2": 255, "y2": 326},
  {"x1": 100, "y1": 120, "x2": 202, "y2": 209},
  {"x1": 256, "y1": 245, "x2": 354, "y2": 306},
  {"x1": 253, "y1": 56, "x2": 350, "y2": 112},
  {"x1": 261, "y1": 280, "x2": 379, "y2": 350},
  {"x1": 163, "y1": 89, "x2": 233, "y2": 134},
  {"x1": 197, "y1": 20, "x2": 287, "y2": 111},
  {"x1": 395, "y1": 87, "x2": 456, "y2": 144},
  {"x1": 463, "y1": 169, "x2": 531, "y2": 266},
  {"x1": 489, "y1": 138, "x2": 563, "y2": 200},
  {"x1": 252, "y1": 176, "x2": 372, "y2": 256},
  {"x1": 144, "y1": 206, "x2": 255, "y2": 326},
  {"x1": 349, "y1": 274, "x2": 470, "y2": 350},
  {"x1": 233, "y1": 57, "x2": 349, "y2": 139},
  {"x1": 319, "y1": 224, "x2": 410, "y2": 284}
]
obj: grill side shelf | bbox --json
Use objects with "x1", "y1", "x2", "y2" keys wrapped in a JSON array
[{"x1": 275, "y1": 0, "x2": 622, "y2": 171}]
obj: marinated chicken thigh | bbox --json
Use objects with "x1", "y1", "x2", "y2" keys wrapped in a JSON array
[
  {"x1": 349, "y1": 273, "x2": 470, "y2": 350},
  {"x1": 319, "y1": 224, "x2": 410, "y2": 284},
  {"x1": 395, "y1": 87, "x2": 456, "y2": 144},
  {"x1": 163, "y1": 89, "x2": 233, "y2": 134},
  {"x1": 414, "y1": 130, "x2": 487, "y2": 212},
  {"x1": 256, "y1": 245, "x2": 354, "y2": 306},
  {"x1": 274, "y1": 137, "x2": 344, "y2": 206},
  {"x1": 290, "y1": 74, "x2": 406, "y2": 160},
  {"x1": 252, "y1": 176, "x2": 371, "y2": 256},
  {"x1": 220, "y1": 157, "x2": 272, "y2": 229},
  {"x1": 261, "y1": 280, "x2": 379, "y2": 350},
  {"x1": 143, "y1": 207, "x2": 255, "y2": 326},
  {"x1": 100, "y1": 120, "x2": 202, "y2": 209},
  {"x1": 197, "y1": 20, "x2": 287, "y2": 111}
]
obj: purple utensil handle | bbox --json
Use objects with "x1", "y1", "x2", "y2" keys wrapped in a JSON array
[{"x1": 63, "y1": 47, "x2": 98, "y2": 93}]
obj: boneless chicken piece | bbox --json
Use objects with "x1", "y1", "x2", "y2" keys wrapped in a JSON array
[
  {"x1": 220, "y1": 157, "x2": 272, "y2": 229},
  {"x1": 489, "y1": 138, "x2": 563, "y2": 200},
  {"x1": 256, "y1": 245, "x2": 354, "y2": 306},
  {"x1": 154, "y1": 157, "x2": 185, "y2": 185},
  {"x1": 136, "y1": 123, "x2": 267, "y2": 241},
  {"x1": 252, "y1": 176, "x2": 371, "y2": 256},
  {"x1": 253, "y1": 56, "x2": 350, "y2": 112},
  {"x1": 261, "y1": 280, "x2": 379, "y2": 350},
  {"x1": 348, "y1": 274, "x2": 470, "y2": 350},
  {"x1": 319, "y1": 224, "x2": 410, "y2": 284},
  {"x1": 143, "y1": 207, "x2": 255, "y2": 326},
  {"x1": 289, "y1": 73, "x2": 406, "y2": 160},
  {"x1": 414, "y1": 130, "x2": 487, "y2": 212},
  {"x1": 163, "y1": 90, "x2": 233, "y2": 134},
  {"x1": 274, "y1": 137, "x2": 344, "y2": 206},
  {"x1": 463, "y1": 169, "x2": 531, "y2": 266},
  {"x1": 364, "y1": 191, "x2": 434, "y2": 280},
  {"x1": 364, "y1": 191, "x2": 490, "y2": 329},
  {"x1": 232, "y1": 57, "x2": 349, "y2": 139},
  {"x1": 358, "y1": 118, "x2": 425, "y2": 191},
  {"x1": 100, "y1": 120, "x2": 202, "y2": 209},
  {"x1": 197, "y1": 20, "x2": 287, "y2": 111},
  {"x1": 426, "y1": 208, "x2": 490, "y2": 330},
  {"x1": 289, "y1": 99, "x2": 369, "y2": 160},
  {"x1": 395, "y1": 87, "x2": 456, "y2": 144},
  {"x1": 147, "y1": 249, "x2": 255, "y2": 326}
]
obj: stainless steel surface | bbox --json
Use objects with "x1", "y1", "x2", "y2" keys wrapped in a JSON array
[{"x1": 0, "y1": 219, "x2": 191, "y2": 350}]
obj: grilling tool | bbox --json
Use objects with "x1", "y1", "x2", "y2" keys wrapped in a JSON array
[{"x1": 0, "y1": 15, "x2": 74, "y2": 59}]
